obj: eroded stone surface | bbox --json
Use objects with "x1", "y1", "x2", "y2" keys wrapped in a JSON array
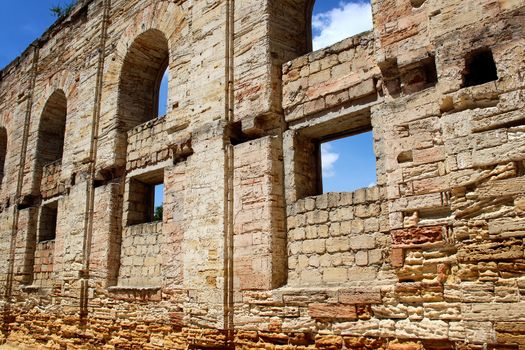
[{"x1": 0, "y1": 0, "x2": 524, "y2": 348}]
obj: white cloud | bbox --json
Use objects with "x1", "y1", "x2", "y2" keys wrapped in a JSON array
[
  {"x1": 312, "y1": 1, "x2": 373, "y2": 51},
  {"x1": 321, "y1": 144, "x2": 340, "y2": 178}
]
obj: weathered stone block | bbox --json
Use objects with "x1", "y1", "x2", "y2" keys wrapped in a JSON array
[
  {"x1": 309, "y1": 304, "x2": 357, "y2": 320},
  {"x1": 391, "y1": 226, "x2": 443, "y2": 245}
]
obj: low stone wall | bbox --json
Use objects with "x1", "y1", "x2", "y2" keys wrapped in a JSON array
[
  {"x1": 118, "y1": 222, "x2": 163, "y2": 287},
  {"x1": 32, "y1": 240, "x2": 55, "y2": 288},
  {"x1": 40, "y1": 160, "x2": 62, "y2": 199},
  {"x1": 287, "y1": 188, "x2": 390, "y2": 286},
  {"x1": 127, "y1": 117, "x2": 172, "y2": 172}
]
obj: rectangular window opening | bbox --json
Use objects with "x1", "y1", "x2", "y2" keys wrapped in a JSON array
[
  {"x1": 401, "y1": 56, "x2": 438, "y2": 94},
  {"x1": 127, "y1": 170, "x2": 164, "y2": 226},
  {"x1": 462, "y1": 48, "x2": 498, "y2": 87},
  {"x1": 153, "y1": 183, "x2": 164, "y2": 222},
  {"x1": 39, "y1": 202, "x2": 58, "y2": 242},
  {"x1": 320, "y1": 130, "x2": 377, "y2": 193}
]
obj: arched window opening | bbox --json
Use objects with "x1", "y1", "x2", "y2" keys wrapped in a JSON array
[
  {"x1": 0, "y1": 127, "x2": 7, "y2": 186},
  {"x1": 310, "y1": 0, "x2": 373, "y2": 51},
  {"x1": 36, "y1": 90, "x2": 67, "y2": 175},
  {"x1": 117, "y1": 29, "x2": 170, "y2": 132}
]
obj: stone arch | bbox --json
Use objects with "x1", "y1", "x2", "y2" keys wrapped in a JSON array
[
  {"x1": 117, "y1": 29, "x2": 169, "y2": 133},
  {"x1": 282, "y1": 0, "x2": 316, "y2": 56},
  {"x1": 37, "y1": 90, "x2": 67, "y2": 166},
  {"x1": 111, "y1": 28, "x2": 170, "y2": 173},
  {"x1": 96, "y1": 2, "x2": 187, "y2": 172},
  {"x1": 35, "y1": 89, "x2": 67, "y2": 194},
  {"x1": 274, "y1": 0, "x2": 324, "y2": 57}
]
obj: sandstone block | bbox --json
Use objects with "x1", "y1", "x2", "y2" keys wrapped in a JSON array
[
  {"x1": 324, "y1": 267, "x2": 348, "y2": 283},
  {"x1": 309, "y1": 304, "x2": 356, "y2": 320},
  {"x1": 350, "y1": 235, "x2": 375, "y2": 250},
  {"x1": 339, "y1": 289, "x2": 382, "y2": 305}
]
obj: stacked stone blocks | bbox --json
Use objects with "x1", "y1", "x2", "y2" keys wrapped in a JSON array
[{"x1": 0, "y1": 0, "x2": 523, "y2": 348}]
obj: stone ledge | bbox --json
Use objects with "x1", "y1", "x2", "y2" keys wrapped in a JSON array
[
  {"x1": 127, "y1": 115, "x2": 166, "y2": 138},
  {"x1": 124, "y1": 221, "x2": 163, "y2": 234},
  {"x1": 20, "y1": 285, "x2": 52, "y2": 294},
  {"x1": 107, "y1": 286, "x2": 162, "y2": 301},
  {"x1": 290, "y1": 186, "x2": 385, "y2": 214},
  {"x1": 108, "y1": 286, "x2": 161, "y2": 293}
]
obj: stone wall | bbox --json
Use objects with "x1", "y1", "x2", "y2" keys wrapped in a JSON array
[
  {"x1": 118, "y1": 222, "x2": 163, "y2": 287},
  {"x1": 287, "y1": 189, "x2": 389, "y2": 286},
  {"x1": 0, "y1": 0, "x2": 525, "y2": 349},
  {"x1": 31, "y1": 240, "x2": 55, "y2": 288},
  {"x1": 282, "y1": 33, "x2": 380, "y2": 123},
  {"x1": 40, "y1": 160, "x2": 62, "y2": 200}
]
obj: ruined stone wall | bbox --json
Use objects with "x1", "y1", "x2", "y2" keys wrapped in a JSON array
[{"x1": 1, "y1": 0, "x2": 525, "y2": 349}]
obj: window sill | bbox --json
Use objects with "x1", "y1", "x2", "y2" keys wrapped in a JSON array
[
  {"x1": 126, "y1": 220, "x2": 162, "y2": 228},
  {"x1": 21, "y1": 285, "x2": 52, "y2": 293},
  {"x1": 108, "y1": 285, "x2": 161, "y2": 293},
  {"x1": 107, "y1": 285, "x2": 162, "y2": 301}
]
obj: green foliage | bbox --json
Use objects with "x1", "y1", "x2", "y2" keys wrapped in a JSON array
[
  {"x1": 50, "y1": 1, "x2": 76, "y2": 18},
  {"x1": 154, "y1": 206, "x2": 163, "y2": 222}
]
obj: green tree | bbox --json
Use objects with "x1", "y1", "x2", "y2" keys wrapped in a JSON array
[
  {"x1": 153, "y1": 206, "x2": 163, "y2": 222},
  {"x1": 50, "y1": 1, "x2": 76, "y2": 18}
]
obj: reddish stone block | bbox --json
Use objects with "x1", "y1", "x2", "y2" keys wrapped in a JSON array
[
  {"x1": 391, "y1": 225, "x2": 444, "y2": 245},
  {"x1": 169, "y1": 312, "x2": 184, "y2": 329},
  {"x1": 391, "y1": 247, "x2": 405, "y2": 267},
  {"x1": 344, "y1": 337, "x2": 386, "y2": 349},
  {"x1": 308, "y1": 303, "x2": 356, "y2": 320},
  {"x1": 356, "y1": 304, "x2": 373, "y2": 320},
  {"x1": 388, "y1": 342, "x2": 422, "y2": 350},
  {"x1": 268, "y1": 319, "x2": 282, "y2": 333}
]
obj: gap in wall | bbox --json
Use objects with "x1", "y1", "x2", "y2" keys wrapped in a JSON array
[
  {"x1": 158, "y1": 68, "x2": 169, "y2": 118},
  {"x1": 321, "y1": 130, "x2": 376, "y2": 193}
]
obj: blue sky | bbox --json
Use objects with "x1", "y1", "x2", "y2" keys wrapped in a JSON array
[
  {"x1": 0, "y1": 0, "x2": 374, "y2": 204},
  {"x1": 311, "y1": 0, "x2": 372, "y2": 50},
  {"x1": 0, "y1": 1, "x2": 60, "y2": 69},
  {"x1": 321, "y1": 132, "x2": 376, "y2": 193}
]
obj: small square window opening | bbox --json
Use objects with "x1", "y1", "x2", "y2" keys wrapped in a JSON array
[{"x1": 463, "y1": 49, "x2": 498, "y2": 87}]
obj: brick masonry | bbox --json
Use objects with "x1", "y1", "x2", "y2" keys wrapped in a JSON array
[{"x1": 0, "y1": 0, "x2": 524, "y2": 349}]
